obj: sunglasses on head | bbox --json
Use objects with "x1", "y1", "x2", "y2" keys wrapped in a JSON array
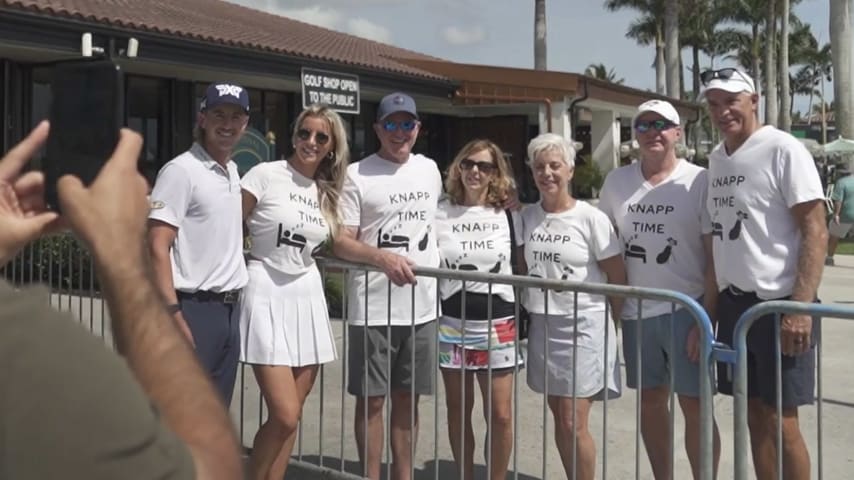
[
  {"x1": 700, "y1": 68, "x2": 746, "y2": 86},
  {"x1": 459, "y1": 158, "x2": 497, "y2": 173},
  {"x1": 635, "y1": 119, "x2": 677, "y2": 133},
  {"x1": 296, "y1": 128, "x2": 331, "y2": 146},
  {"x1": 381, "y1": 120, "x2": 418, "y2": 132}
]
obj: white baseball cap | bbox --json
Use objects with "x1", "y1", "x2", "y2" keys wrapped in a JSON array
[
  {"x1": 698, "y1": 68, "x2": 756, "y2": 99},
  {"x1": 632, "y1": 99, "x2": 681, "y2": 127}
]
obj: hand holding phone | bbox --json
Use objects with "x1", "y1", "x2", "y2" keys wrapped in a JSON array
[{"x1": 45, "y1": 60, "x2": 124, "y2": 212}]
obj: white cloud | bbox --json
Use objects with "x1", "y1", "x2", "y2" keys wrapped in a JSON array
[
  {"x1": 347, "y1": 18, "x2": 393, "y2": 43},
  {"x1": 277, "y1": 6, "x2": 343, "y2": 30},
  {"x1": 442, "y1": 25, "x2": 486, "y2": 46}
]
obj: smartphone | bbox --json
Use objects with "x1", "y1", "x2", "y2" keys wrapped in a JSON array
[{"x1": 44, "y1": 60, "x2": 124, "y2": 212}]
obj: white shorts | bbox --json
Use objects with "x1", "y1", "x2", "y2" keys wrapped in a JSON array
[
  {"x1": 526, "y1": 312, "x2": 621, "y2": 399},
  {"x1": 240, "y1": 260, "x2": 337, "y2": 366},
  {"x1": 829, "y1": 220, "x2": 853, "y2": 239}
]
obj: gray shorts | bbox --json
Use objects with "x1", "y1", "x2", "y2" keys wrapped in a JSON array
[
  {"x1": 622, "y1": 305, "x2": 709, "y2": 397},
  {"x1": 347, "y1": 321, "x2": 436, "y2": 397}
]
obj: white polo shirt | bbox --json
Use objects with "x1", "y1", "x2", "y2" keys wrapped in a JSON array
[
  {"x1": 706, "y1": 126, "x2": 824, "y2": 299},
  {"x1": 339, "y1": 153, "x2": 442, "y2": 327},
  {"x1": 598, "y1": 159, "x2": 712, "y2": 319},
  {"x1": 148, "y1": 143, "x2": 248, "y2": 293}
]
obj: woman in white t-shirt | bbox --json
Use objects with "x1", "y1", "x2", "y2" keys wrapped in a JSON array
[
  {"x1": 520, "y1": 133, "x2": 626, "y2": 480},
  {"x1": 436, "y1": 139, "x2": 523, "y2": 480},
  {"x1": 240, "y1": 105, "x2": 348, "y2": 480}
]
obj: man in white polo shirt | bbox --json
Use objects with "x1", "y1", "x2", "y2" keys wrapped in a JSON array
[
  {"x1": 599, "y1": 99, "x2": 721, "y2": 479},
  {"x1": 148, "y1": 82, "x2": 250, "y2": 407},
  {"x1": 701, "y1": 68, "x2": 827, "y2": 479},
  {"x1": 333, "y1": 92, "x2": 441, "y2": 480}
]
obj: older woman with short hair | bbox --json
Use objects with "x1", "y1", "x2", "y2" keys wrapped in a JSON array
[{"x1": 519, "y1": 133, "x2": 626, "y2": 480}]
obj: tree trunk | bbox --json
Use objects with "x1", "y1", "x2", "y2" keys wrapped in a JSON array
[
  {"x1": 655, "y1": 23, "x2": 666, "y2": 94},
  {"x1": 764, "y1": 0, "x2": 779, "y2": 127},
  {"x1": 821, "y1": 77, "x2": 828, "y2": 143},
  {"x1": 830, "y1": 0, "x2": 853, "y2": 138},
  {"x1": 751, "y1": 24, "x2": 763, "y2": 99},
  {"x1": 780, "y1": 0, "x2": 791, "y2": 131},
  {"x1": 534, "y1": 0, "x2": 547, "y2": 70},
  {"x1": 806, "y1": 89, "x2": 814, "y2": 126},
  {"x1": 692, "y1": 45, "x2": 701, "y2": 100},
  {"x1": 664, "y1": 0, "x2": 681, "y2": 98}
]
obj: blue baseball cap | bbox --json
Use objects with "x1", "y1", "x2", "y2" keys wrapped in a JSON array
[
  {"x1": 376, "y1": 92, "x2": 418, "y2": 121},
  {"x1": 200, "y1": 83, "x2": 250, "y2": 113}
]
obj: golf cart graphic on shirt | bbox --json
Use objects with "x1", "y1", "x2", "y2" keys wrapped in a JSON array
[
  {"x1": 377, "y1": 225, "x2": 431, "y2": 252},
  {"x1": 711, "y1": 209, "x2": 747, "y2": 242},
  {"x1": 277, "y1": 223, "x2": 308, "y2": 252}
]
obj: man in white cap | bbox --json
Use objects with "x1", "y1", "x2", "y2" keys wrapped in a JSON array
[
  {"x1": 599, "y1": 99, "x2": 721, "y2": 479},
  {"x1": 333, "y1": 92, "x2": 441, "y2": 480},
  {"x1": 701, "y1": 67, "x2": 827, "y2": 479}
]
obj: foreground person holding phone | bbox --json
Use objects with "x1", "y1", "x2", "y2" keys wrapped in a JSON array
[{"x1": 0, "y1": 122, "x2": 240, "y2": 479}]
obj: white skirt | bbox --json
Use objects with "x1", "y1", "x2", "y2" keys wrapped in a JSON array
[
  {"x1": 526, "y1": 311, "x2": 621, "y2": 399},
  {"x1": 240, "y1": 260, "x2": 337, "y2": 366}
]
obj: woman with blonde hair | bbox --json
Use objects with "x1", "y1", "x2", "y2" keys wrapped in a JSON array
[
  {"x1": 436, "y1": 139, "x2": 523, "y2": 480},
  {"x1": 240, "y1": 104, "x2": 349, "y2": 480},
  {"x1": 519, "y1": 133, "x2": 625, "y2": 480}
]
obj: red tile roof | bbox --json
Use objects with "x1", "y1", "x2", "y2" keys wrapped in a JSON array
[{"x1": 0, "y1": 0, "x2": 449, "y2": 81}]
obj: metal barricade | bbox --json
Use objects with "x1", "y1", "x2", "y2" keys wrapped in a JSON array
[
  {"x1": 715, "y1": 300, "x2": 854, "y2": 480},
  {"x1": 2, "y1": 240, "x2": 719, "y2": 479}
]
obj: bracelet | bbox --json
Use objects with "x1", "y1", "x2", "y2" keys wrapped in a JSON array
[{"x1": 166, "y1": 303, "x2": 181, "y2": 314}]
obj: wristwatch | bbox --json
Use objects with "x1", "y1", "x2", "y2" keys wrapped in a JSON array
[{"x1": 166, "y1": 303, "x2": 181, "y2": 314}]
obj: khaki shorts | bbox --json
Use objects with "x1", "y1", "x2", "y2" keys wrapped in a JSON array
[
  {"x1": 828, "y1": 220, "x2": 853, "y2": 239},
  {"x1": 347, "y1": 321, "x2": 436, "y2": 397}
]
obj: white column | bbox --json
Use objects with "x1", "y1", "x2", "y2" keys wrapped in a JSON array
[
  {"x1": 590, "y1": 109, "x2": 620, "y2": 174},
  {"x1": 538, "y1": 97, "x2": 572, "y2": 137}
]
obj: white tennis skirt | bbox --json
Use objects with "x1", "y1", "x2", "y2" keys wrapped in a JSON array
[{"x1": 240, "y1": 260, "x2": 337, "y2": 366}]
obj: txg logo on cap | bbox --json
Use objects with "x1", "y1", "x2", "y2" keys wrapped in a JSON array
[{"x1": 216, "y1": 84, "x2": 244, "y2": 98}]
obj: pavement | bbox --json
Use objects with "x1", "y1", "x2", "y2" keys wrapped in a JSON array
[{"x1": 47, "y1": 255, "x2": 854, "y2": 479}]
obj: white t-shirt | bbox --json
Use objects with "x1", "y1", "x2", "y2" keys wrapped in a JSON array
[
  {"x1": 521, "y1": 201, "x2": 622, "y2": 315},
  {"x1": 435, "y1": 202, "x2": 523, "y2": 303},
  {"x1": 148, "y1": 143, "x2": 248, "y2": 292},
  {"x1": 241, "y1": 161, "x2": 328, "y2": 275},
  {"x1": 339, "y1": 153, "x2": 442, "y2": 326},
  {"x1": 707, "y1": 126, "x2": 825, "y2": 299},
  {"x1": 598, "y1": 159, "x2": 712, "y2": 319}
]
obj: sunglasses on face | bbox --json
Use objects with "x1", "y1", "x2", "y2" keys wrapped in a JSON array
[
  {"x1": 700, "y1": 67, "x2": 746, "y2": 86},
  {"x1": 296, "y1": 128, "x2": 331, "y2": 146},
  {"x1": 459, "y1": 158, "x2": 497, "y2": 173},
  {"x1": 635, "y1": 119, "x2": 676, "y2": 133},
  {"x1": 381, "y1": 120, "x2": 418, "y2": 132}
]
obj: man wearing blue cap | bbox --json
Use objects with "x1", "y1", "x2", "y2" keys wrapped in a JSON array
[
  {"x1": 334, "y1": 92, "x2": 441, "y2": 480},
  {"x1": 148, "y1": 82, "x2": 250, "y2": 406}
]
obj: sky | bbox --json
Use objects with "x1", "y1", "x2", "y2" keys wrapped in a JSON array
[{"x1": 226, "y1": 0, "x2": 833, "y2": 115}]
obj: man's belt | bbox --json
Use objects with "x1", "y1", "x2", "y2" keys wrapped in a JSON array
[{"x1": 177, "y1": 289, "x2": 241, "y2": 304}]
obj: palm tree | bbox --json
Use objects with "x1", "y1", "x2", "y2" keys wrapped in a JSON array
[
  {"x1": 584, "y1": 63, "x2": 626, "y2": 84},
  {"x1": 764, "y1": 0, "x2": 778, "y2": 126},
  {"x1": 664, "y1": 0, "x2": 681, "y2": 98},
  {"x1": 535, "y1": 0, "x2": 547, "y2": 70},
  {"x1": 605, "y1": 0, "x2": 666, "y2": 93},
  {"x1": 830, "y1": 0, "x2": 852, "y2": 138},
  {"x1": 718, "y1": 0, "x2": 767, "y2": 98},
  {"x1": 779, "y1": 0, "x2": 791, "y2": 130}
]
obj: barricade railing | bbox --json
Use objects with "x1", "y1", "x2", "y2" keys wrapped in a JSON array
[
  {"x1": 306, "y1": 257, "x2": 717, "y2": 480},
  {"x1": 714, "y1": 300, "x2": 854, "y2": 480},
  {"x1": 1, "y1": 239, "x2": 718, "y2": 479}
]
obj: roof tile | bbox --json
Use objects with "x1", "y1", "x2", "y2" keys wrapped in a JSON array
[{"x1": 1, "y1": 0, "x2": 448, "y2": 80}]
